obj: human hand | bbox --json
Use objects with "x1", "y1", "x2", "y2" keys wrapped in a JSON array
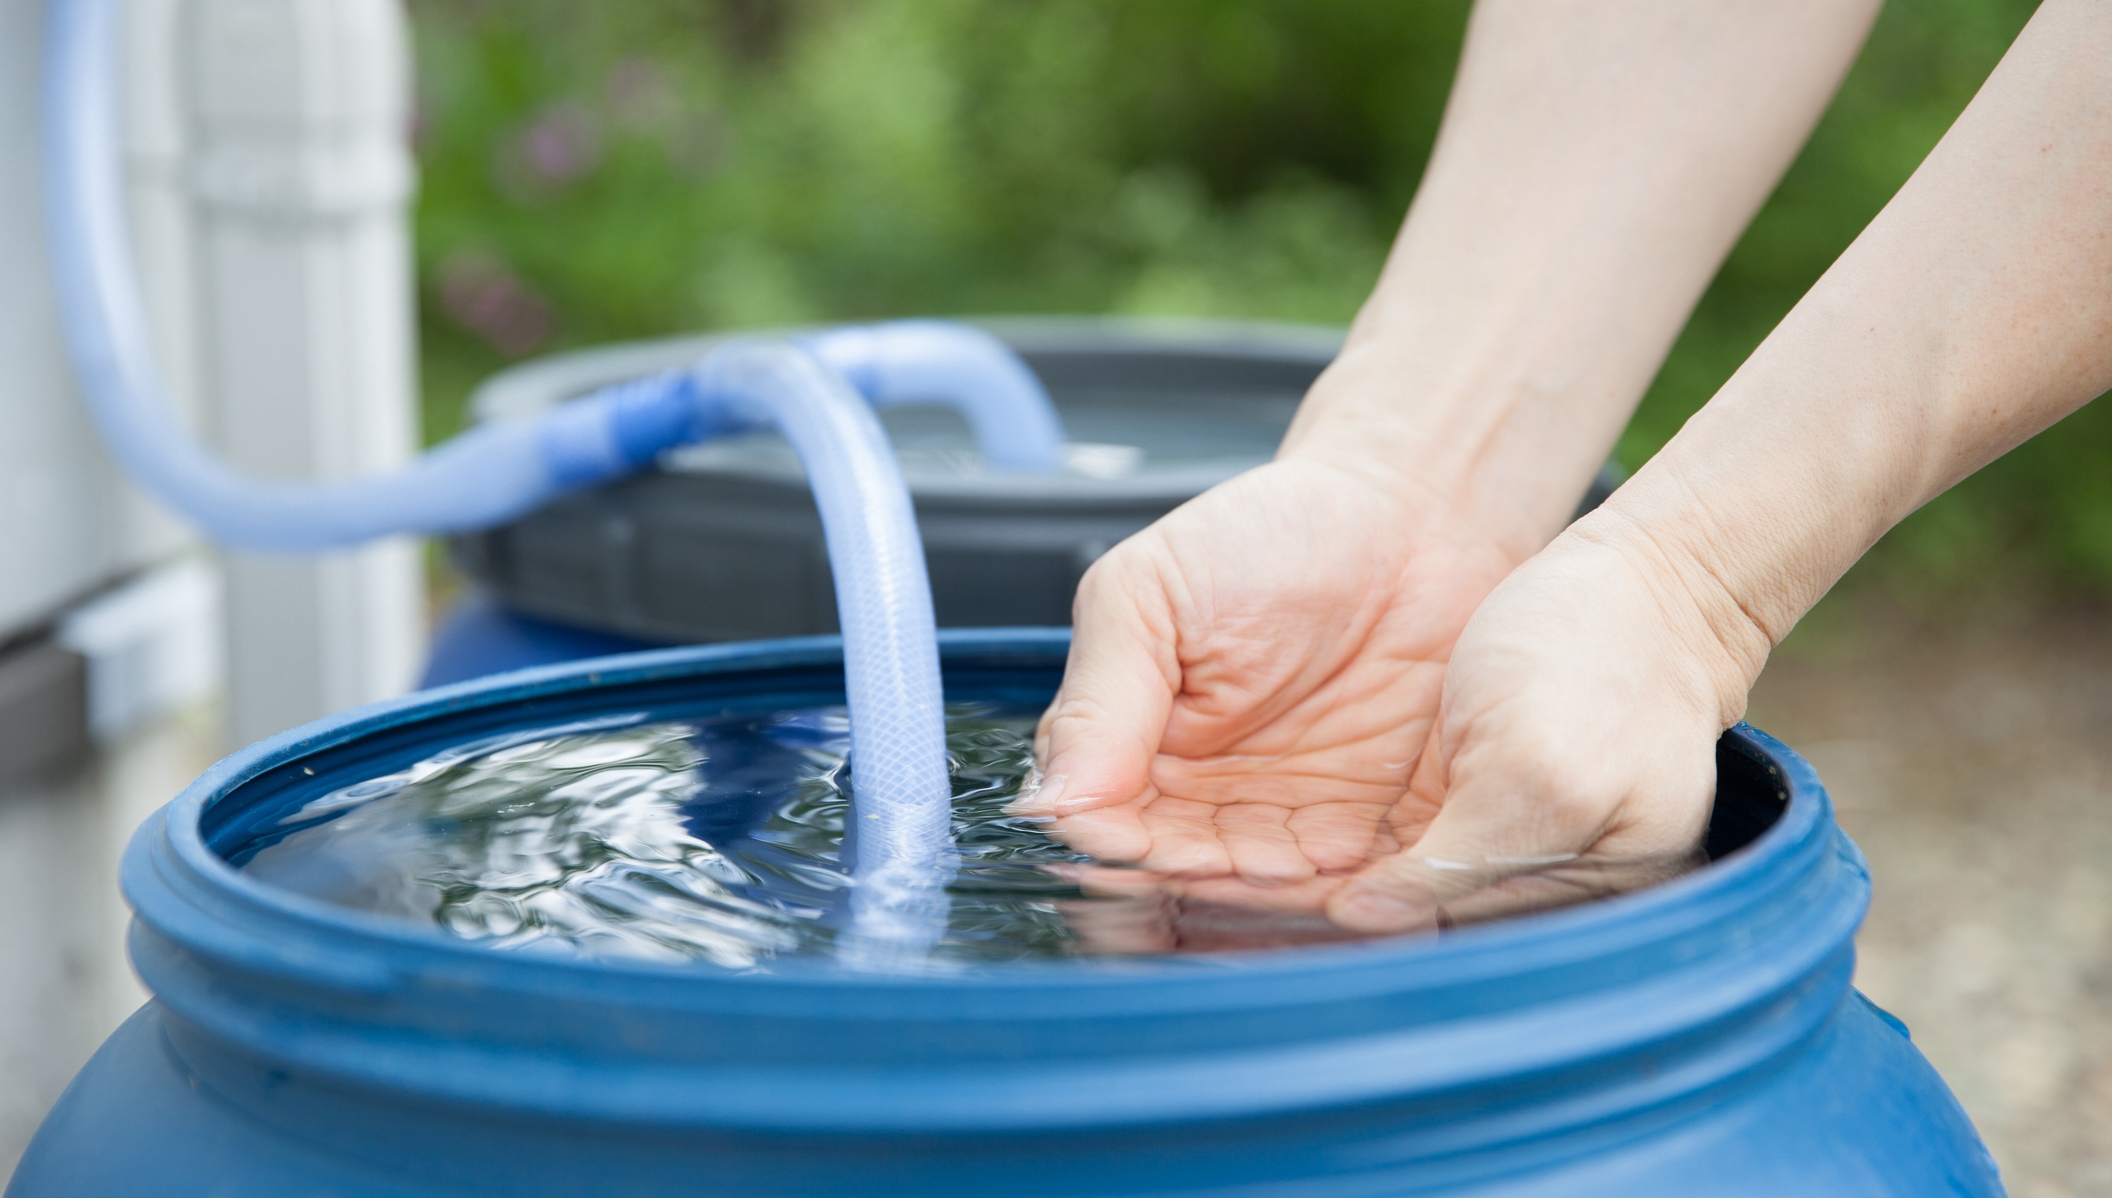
[
  {"x1": 1321, "y1": 514, "x2": 1768, "y2": 932},
  {"x1": 1016, "y1": 449, "x2": 1526, "y2": 913}
]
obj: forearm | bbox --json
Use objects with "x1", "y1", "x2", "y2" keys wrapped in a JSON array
[
  {"x1": 1591, "y1": 0, "x2": 2112, "y2": 697},
  {"x1": 1282, "y1": 0, "x2": 1878, "y2": 558}
]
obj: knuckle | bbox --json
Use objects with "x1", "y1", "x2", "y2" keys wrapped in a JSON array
[
  {"x1": 1073, "y1": 545, "x2": 1146, "y2": 614},
  {"x1": 1037, "y1": 692, "x2": 1114, "y2": 742}
]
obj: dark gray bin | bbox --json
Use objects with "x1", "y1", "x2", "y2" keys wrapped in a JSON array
[{"x1": 449, "y1": 318, "x2": 1617, "y2": 643}]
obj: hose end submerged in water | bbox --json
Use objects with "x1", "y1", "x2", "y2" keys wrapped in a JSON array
[{"x1": 690, "y1": 341, "x2": 958, "y2": 954}]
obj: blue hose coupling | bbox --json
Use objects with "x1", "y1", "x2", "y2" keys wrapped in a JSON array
[{"x1": 533, "y1": 370, "x2": 730, "y2": 489}]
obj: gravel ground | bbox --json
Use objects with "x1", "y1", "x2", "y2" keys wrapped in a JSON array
[{"x1": 1746, "y1": 602, "x2": 2112, "y2": 1197}]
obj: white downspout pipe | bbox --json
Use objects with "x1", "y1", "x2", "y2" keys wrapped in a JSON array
[{"x1": 180, "y1": 0, "x2": 425, "y2": 746}]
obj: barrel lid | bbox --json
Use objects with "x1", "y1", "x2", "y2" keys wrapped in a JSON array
[{"x1": 468, "y1": 317, "x2": 1342, "y2": 502}]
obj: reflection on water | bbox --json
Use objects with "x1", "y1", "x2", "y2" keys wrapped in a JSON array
[{"x1": 237, "y1": 705, "x2": 1683, "y2": 970}]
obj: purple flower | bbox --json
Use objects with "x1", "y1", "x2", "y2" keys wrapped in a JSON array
[
  {"x1": 519, "y1": 101, "x2": 602, "y2": 184},
  {"x1": 434, "y1": 250, "x2": 556, "y2": 357}
]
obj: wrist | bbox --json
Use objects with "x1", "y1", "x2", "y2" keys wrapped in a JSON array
[
  {"x1": 1571, "y1": 384, "x2": 1890, "y2": 710},
  {"x1": 1591, "y1": 332, "x2": 1923, "y2": 655},
  {"x1": 1556, "y1": 504, "x2": 1776, "y2": 725},
  {"x1": 1277, "y1": 336, "x2": 1625, "y2": 564}
]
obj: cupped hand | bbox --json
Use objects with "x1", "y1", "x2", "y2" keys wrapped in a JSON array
[
  {"x1": 1024, "y1": 474, "x2": 1769, "y2": 936},
  {"x1": 1321, "y1": 515, "x2": 1770, "y2": 932},
  {"x1": 1018, "y1": 452, "x2": 1522, "y2": 911}
]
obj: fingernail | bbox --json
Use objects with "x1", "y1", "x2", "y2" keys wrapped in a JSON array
[
  {"x1": 1006, "y1": 770, "x2": 1067, "y2": 815},
  {"x1": 1334, "y1": 893, "x2": 1426, "y2": 932}
]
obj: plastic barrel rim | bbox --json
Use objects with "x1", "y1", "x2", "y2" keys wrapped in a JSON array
[{"x1": 4, "y1": 632, "x2": 2001, "y2": 1197}]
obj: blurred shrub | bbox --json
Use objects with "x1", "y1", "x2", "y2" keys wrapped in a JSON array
[
  {"x1": 409, "y1": 0, "x2": 1453, "y2": 425},
  {"x1": 414, "y1": 0, "x2": 2110, "y2": 594}
]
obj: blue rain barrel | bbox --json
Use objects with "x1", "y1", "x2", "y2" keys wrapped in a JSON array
[
  {"x1": 422, "y1": 589, "x2": 666, "y2": 687},
  {"x1": 8, "y1": 631, "x2": 2001, "y2": 1197}
]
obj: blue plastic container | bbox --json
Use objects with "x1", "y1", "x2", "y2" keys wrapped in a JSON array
[
  {"x1": 9, "y1": 631, "x2": 2002, "y2": 1196},
  {"x1": 422, "y1": 590, "x2": 664, "y2": 688}
]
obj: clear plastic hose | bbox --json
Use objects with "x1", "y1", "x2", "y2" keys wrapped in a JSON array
[
  {"x1": 39, "y1": 0, "x2": 1063, "y2": 551},
  {"x1": 802, "y1": 321, "x2": 1066, "y2": 473},
  {"x1": 45, "y1": 0, "x2": 969, "y2": 954},
  {"x1": 692, "y1": 342, "x2": 955, "y2": 956}
]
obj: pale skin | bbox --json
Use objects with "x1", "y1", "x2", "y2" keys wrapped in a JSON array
[{"x1": 1021, "y1": 0, "x2": 2112, "y2": 937}]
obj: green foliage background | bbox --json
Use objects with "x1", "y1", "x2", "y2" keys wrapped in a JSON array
[{"x1": 411, "y1": 0, "x2": 2102, "y2": 597}]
